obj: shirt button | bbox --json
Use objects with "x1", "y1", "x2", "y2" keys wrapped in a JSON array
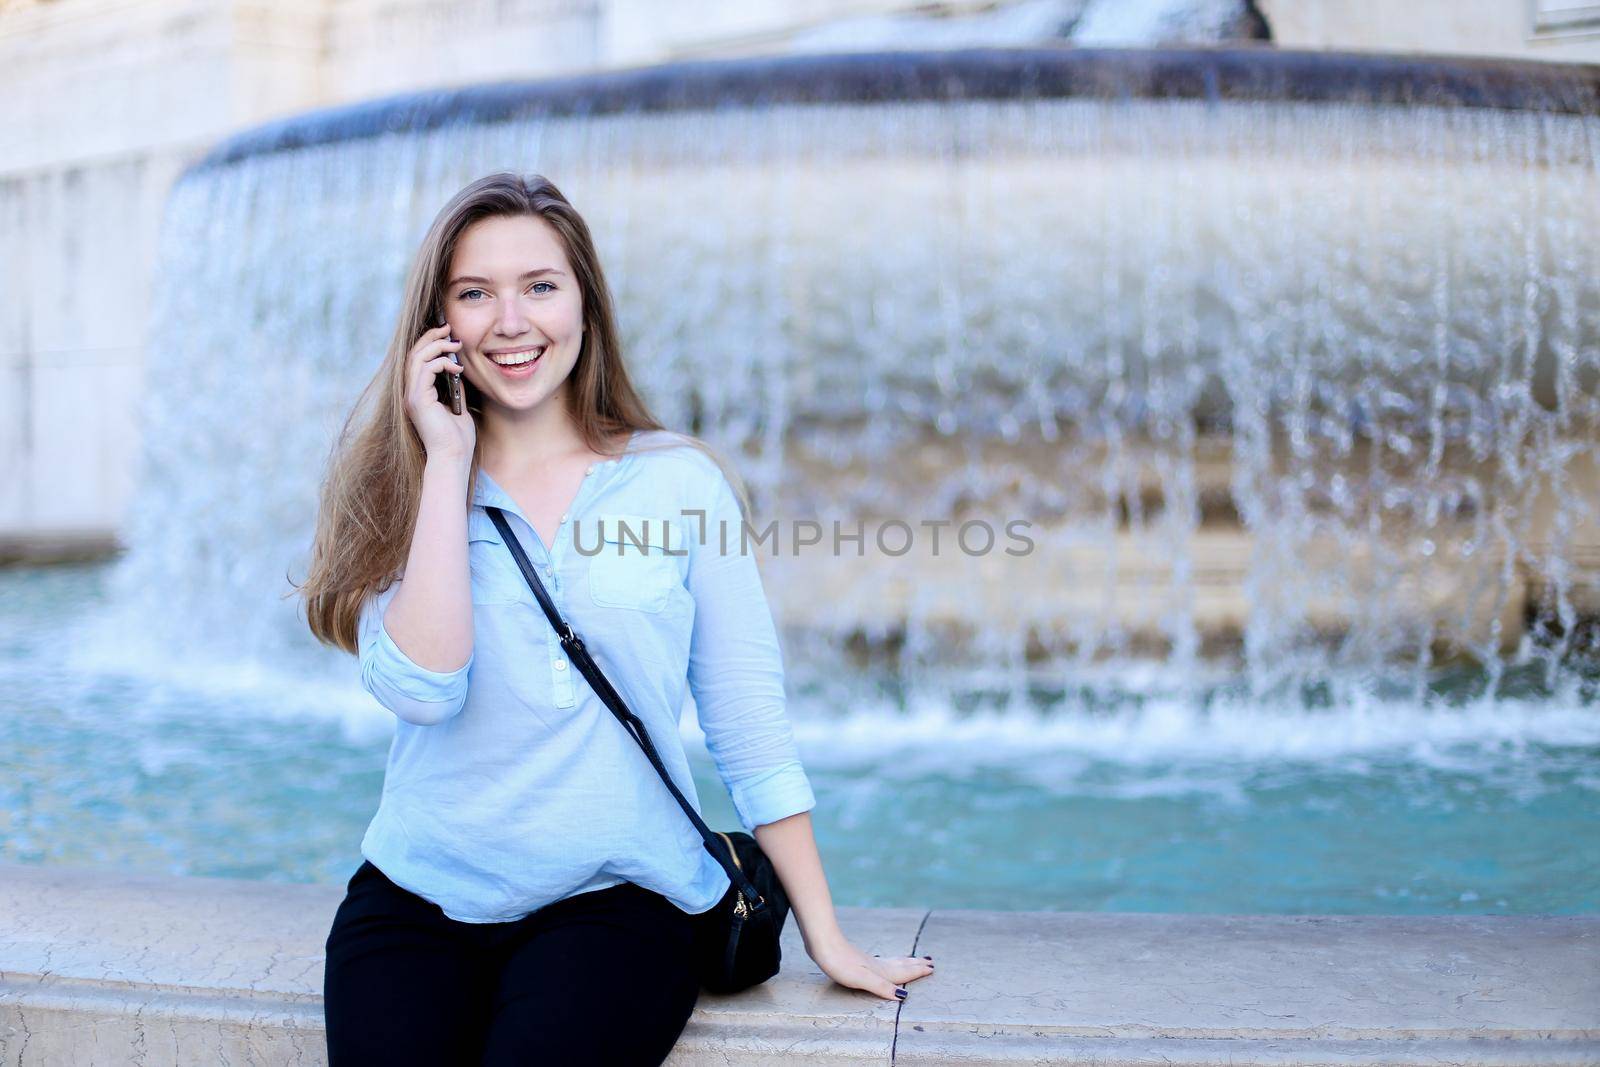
[
  {"x1": 554, "y1": 660, "x2": 567, "y2": 671},
  {"x1": 585, "y1": 465, "x2": 595, "y2": 475},
  {"x1": 560, "y1": 512, "x2": 569, "y2": 523}
]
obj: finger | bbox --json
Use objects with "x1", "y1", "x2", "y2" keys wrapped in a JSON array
[
  {"x1": 411, "y1": 335, "x2": 460, "y2": 367},
  {"x1": 409, "y1": 355, "x2": 463, "y2": 406},
  {"x1": 863, "y1": 969, "x2": 905, "y2": 1002},
  {"x1": 839, "y1": 959, "x2": 901, "y2": 1002},
  {"x1": 420, "y1": 355, "x2": 463, "y2": 379},
  {"x1": 412, "y1": 357, "x2": 461, "y2": 398},
  {"x1": 873, "y1": 952, "x2": 934, "y2": 967},
  {"x1": 874, "y1": 956, "x2": 934, "y2": 984},
  {"x1": 887, "y1": 959, "x2": 934, "y2": 983}
]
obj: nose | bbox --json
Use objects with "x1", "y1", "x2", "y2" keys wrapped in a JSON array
[{"x1": 493, "y1": 299, "x2": 532, "y2": 339}]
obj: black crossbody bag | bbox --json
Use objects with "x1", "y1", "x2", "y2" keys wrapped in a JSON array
[{"x1": 486, "y1": 506, "x2": 791, "y2": 995}]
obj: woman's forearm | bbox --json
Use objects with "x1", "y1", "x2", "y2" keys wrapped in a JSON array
[
  {"x1": 384, "y1": 455, "x2": 474, "y2": 672},
  {"x1": 753, "y1": 810, "x2": 847, "y2": 954}
]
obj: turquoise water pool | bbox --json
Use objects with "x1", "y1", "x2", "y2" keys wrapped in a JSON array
[{"x1": 2, "y1": 562, "x2": 1595, "y2": 914}]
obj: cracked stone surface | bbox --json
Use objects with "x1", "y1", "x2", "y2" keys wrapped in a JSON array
[
  {"x1": 894, "y1": 910, "x2": 1600, "y2": 1064},
  {"x1": 2, "y1": 864, "x2": 1597, "y2": 1066}
]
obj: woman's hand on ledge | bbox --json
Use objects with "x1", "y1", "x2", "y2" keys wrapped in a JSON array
[
  {"x1": 807, "y1": 935, "x2": 935, "y2": 1001},
  {"x1": 750, "y1": 811, "x2": 935, "y2": 1000}
]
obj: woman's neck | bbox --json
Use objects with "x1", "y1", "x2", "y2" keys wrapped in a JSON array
[{"x1": 477, "y1": 408, "x2": 590, "y2": 477}]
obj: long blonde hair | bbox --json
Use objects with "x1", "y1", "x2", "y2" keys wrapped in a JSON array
[{"x1": 293, "y1": 172, "x2": 749, "y2": 654}]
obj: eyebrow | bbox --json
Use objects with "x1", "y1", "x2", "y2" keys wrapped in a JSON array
[{"x1": 447, "y1": 268, "x2": 566, "y2": 287}]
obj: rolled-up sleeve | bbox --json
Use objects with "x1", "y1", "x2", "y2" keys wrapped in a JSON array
[
  {"x1": 358, "y1": 578, "x2": 472, "y2": 726},
  {"x1": 686, "y1": 470, "x2": 816, "y2": 833}
]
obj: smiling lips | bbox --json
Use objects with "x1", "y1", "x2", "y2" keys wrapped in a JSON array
[{"x1": 486, "y1": 345, "x2": 545, "y2": 378}]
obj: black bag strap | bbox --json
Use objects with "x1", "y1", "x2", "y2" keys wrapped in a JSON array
[{"x1": 485, "y1": 506, "x2": 765, "y2": 911}]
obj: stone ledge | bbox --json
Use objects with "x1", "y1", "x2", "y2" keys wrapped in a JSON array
[
  {"x1": 0, "y1": 530, "x2": 124, "y2": 565},
  {"x1": 0, "y1": 862, "x2": 1595, "y2": 1066}
]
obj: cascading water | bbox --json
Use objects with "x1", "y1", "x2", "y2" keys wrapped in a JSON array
[
  {"x1": 10, "y1": 47, "x2": 1596, "y2": 906},
  {"x1": 100, "y1": 50, "x2": 1599, "y2": 710}
]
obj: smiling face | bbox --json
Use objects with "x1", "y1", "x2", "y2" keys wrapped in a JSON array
[{"x1": 443, "y1": 213, "x2": 585, "y2": 421}]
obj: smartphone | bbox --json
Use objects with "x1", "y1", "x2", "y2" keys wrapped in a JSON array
[{"x1": 433, "y1": 317, "x2": 465, "y2": 416}]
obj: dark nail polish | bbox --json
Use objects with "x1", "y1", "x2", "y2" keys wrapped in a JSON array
[
  {"x1": 895, "y1": 988, "x2": 907, "y2": 999},
  {"x1": 922, "y1": 955, "x2": 933, "y2": 960}
]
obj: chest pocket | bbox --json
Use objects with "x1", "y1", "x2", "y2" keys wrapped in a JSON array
[
  {"x1": 467, "y1": 522, "x2": 524, "y2": 605},
  {"x1": 587, "y1": 513, "x2": 681, "y2": 613}
]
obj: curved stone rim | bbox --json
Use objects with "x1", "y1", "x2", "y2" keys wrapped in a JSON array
[{"x1": 190, "y1": 46, "x2": 1600, "y2": 173}]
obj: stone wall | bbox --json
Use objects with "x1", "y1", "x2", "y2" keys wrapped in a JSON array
[
  {"x1": 0, "y1": 0, "x2": 600, "y2": 553},
  {"x1": 1259, "y1": 0, "x2": 1600, "y2": 64}
]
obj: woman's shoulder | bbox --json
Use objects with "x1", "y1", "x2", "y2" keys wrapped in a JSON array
[
  {"x1": 623, "y1": 431, "x2": 742, "y2": 529},
  {"x1": 628, "y1": 429, "x2": 728, "y2": 485}
]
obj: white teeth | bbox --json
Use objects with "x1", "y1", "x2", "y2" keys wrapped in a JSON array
[{"x1": 490, "y1": 347, "x2": 544, "y2": 366}]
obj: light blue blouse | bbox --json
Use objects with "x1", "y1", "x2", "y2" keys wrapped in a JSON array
[{"x1": 355, "y1": 429, "x2": 816, "y2": 923}]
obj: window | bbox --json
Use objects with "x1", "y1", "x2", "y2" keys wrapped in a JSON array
[{"x1": 1530, "y1": 0, "x2": 1600, "y2": 39}]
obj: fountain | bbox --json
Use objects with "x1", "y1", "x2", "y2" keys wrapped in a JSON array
[
  {"x1": 105, "y1": 47, "x2": 1598, "y2": 718},
  {"x1": 6, "y1": 43, "x2": 1597, "y2": 1065}
]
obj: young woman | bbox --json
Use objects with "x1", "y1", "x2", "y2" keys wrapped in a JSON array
[{"x1": 299, "y1": 172, "x2": 933, "y2": 1065}]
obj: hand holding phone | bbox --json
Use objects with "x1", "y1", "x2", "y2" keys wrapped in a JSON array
[
  {"x1": 433, "y1": 318, "x2": 465, "y2": 415},
  {"x1": 402, "y1": 322, "x2": 473, "y2": 462}
]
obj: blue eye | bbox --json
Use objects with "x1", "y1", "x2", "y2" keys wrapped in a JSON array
[{"x1": 457, "y1": 281, "x2": 555, "y2": 300}]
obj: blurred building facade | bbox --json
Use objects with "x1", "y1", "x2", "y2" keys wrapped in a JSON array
[{"x1": 1, "y1": 0, "x2": 1596, "y2": 554}]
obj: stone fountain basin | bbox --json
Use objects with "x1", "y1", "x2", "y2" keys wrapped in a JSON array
[{"x1": 1, "y1": 861, "x2": 1596, "y2": 1065}]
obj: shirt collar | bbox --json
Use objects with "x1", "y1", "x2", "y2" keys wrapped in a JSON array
[{"x1": 470, "y1": 468, "x2": 517, "y2": 512}]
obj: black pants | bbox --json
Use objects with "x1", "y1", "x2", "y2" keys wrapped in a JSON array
[{"x1": 323, "y1": 860, "x2": 701, "y2": 1066}]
